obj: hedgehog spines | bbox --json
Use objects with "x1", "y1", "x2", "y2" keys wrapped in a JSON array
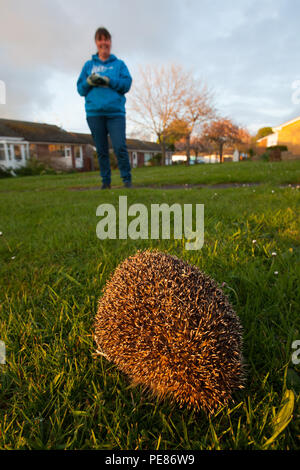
[{"x1": 95, "y1": 249, "x2": 245, "y2": 414}]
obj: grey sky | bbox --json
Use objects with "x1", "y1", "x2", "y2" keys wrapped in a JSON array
[{"x1": 0, "y1": 0, "x2": 299, "y2": 136}]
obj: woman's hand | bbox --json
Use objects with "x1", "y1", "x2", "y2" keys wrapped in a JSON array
[{"x1": 87, "y1": 73, "x2": 110, "y2": 87}]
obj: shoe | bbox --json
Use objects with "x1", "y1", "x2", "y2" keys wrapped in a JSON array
[
  {"x1": 101, "y1": 183, "x2": 111, "y2": 189},
  {"x1": 123, "y1": 181, "x2": 132, "y2": 188}
]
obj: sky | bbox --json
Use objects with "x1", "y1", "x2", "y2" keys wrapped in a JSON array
[{"x1": 0, "y1": 0, "x2": 300, "y2": 138}]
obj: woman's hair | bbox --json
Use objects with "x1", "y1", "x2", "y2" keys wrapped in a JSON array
[{"x1": 95, "y1": 27, "x2": 111, "y2": 41}]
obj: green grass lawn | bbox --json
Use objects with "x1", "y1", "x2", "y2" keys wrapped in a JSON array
[
  {"x1": 0, "y1": 159, "x2": 299, "y2": 192},
  {"x1": 0, "y1": 161, "x2": 299, "y2": 450}
]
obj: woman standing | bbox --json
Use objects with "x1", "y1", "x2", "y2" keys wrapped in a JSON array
[{"x1": 77, "y1": 27, "x2": 132, "y2": 189}]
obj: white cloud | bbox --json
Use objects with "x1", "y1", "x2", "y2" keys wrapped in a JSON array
[{"x1": 0, "y1": 0, "x2": 299, "y2": 135}]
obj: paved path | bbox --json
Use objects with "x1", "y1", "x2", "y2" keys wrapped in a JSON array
[{"x1": 68, "y1": 182, "x2": 299, "y2": 191}]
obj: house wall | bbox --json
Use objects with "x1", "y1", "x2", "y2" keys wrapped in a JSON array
[
  {"x1": 32, "y1": 143, "x2": 71, "y2": 170},
  {"x1": 7, "y1": 139, "x2": 169, "y2": 171},
  {"x1": 128, "y1": 150, "x2": 146, "y2": 168},
  {"x1": 257, "y1": 121, "x2": 300, "y2": 159},
  {"x1": 256, "y1": 137, "x2": 268, "y2": 149},
  {"x1": 137, "y1": 152, "x2": 144, "y2": 167},
  {"x1": 281, "y1": 150, "x2": 300, "y2": 161},
  {"x1": 128, "y1": 151, "x2": 133, "y2": 167},
  {"x1": 82, "y1": 145, "x2": 94, "y2": 171},
  {"x1": 277, "y1": 120, "x2": 300, "y2": 157},
  {"x1": 30, "y1": 142, "x2": 95, "y2": 171}
]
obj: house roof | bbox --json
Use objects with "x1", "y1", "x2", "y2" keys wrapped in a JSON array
[
  {"x1": 0, "y1": 121, "x2": 22, "y2": 138},
  {"x1": 125, "y1": 138, "x2": 161, "y2": 151},
  {"x1": 0, "y1": 118, "x2": 164, "y2": 152},
  {"x1": 0, "y1": 118, "x2": 80, "y2": 144},
  {"x1": 273, "y1": 115, "x2": 300, "y2": 131},
  {"x1": 68, "y1": 132, "x2": 94, "y2": 145},
  {"x1": 70, "y1": 132, "x2": 161, "y2": 151},
  {"x1": 256, "y1": 133, "x2": 275, "y2": 143}
]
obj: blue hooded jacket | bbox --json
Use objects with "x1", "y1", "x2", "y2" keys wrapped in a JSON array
[{"x1": 77, "y1": 53, "x2": 132, "y2": 116}]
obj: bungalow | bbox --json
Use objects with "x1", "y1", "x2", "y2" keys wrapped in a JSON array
[
  {"x1": 0, "y1": 118, "x2": 172, "y2": 171},
  {"x1": 256, "y1": 115, "x2": 300, "y2": 160},
  {"x1": 71, "y1": 132, "x2": 172, "y2": 168},
  {"x1": 125, "y1": 139, "x2": 172, "y2": 167},
  {"x1": 0, "y1": 118, "x2": 94, "y2": 171},
  {"x1": 0, "y1": 120, "x2": 30, "y2": 170},
  {"x1": 68, "y1": 134, "x2": 171, "y2": 168}
]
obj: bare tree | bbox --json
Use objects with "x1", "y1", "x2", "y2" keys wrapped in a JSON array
[
  {"x1": 156, "y1": 79, "x2": 215, "y2": 165},
  {"x1": 128, "y1": 64, "x2": 214, "y2": 165},
  {"x1": 128, "y1": 64, "x2": 189, "y2": 165},
  {"x1": 176, "y1": 78, "x2": 215, "y2": 165}
]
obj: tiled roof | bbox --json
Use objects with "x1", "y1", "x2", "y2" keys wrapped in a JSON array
[
  {"x1": 71, "y1": 132, "x2": 161, "y2": 151},
  {"x1": 0, "y1": 118, "x2": 79, "y2": 143},
  {"x1": 0, "y1": 121, "x2": 21, "y2": 138},
  {"x1": 68, "y1": 132, "x2": 94, "y2": 144},
  {"x1": 0, "y1": 118, "x2": 163, "y2": 151},
  {"x1": 126, "y1": 138, "x2": 161, "y2": 151}
]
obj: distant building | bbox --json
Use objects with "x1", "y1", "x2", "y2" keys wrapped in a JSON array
[
  {"x1": 0, "y1": 118, "x2": 93, "y2": 171},
  {"x1": 172, "y1": 147, "x2": 247, "y2": 164},
  {"x1": 0, "y1": 118, "x2": 172, "y2": 171},
  {"x1": 256, "y1": 116, "x2": 300, "y2": 160},
  {"x1": 125, "y1": 139, "x2": 172, "y2": 167}
]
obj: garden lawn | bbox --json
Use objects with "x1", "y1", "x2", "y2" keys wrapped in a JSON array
[
  {"x1": 0, "y1": 160, "x2": 299, "y2": 450},
  {"x1": 0, "y1": 159, "x2": 299, "y2": 192}
]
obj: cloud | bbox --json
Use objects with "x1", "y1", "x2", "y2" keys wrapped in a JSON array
[{"x1": 0, "y1": 0, "x2": 299, "y2": 134}]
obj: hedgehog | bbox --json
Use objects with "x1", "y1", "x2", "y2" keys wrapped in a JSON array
[{"x1": 94, "y1": 249, "x2": 244, "y2": 414}]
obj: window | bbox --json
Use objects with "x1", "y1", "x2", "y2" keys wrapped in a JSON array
[
  {"x1": 0, "y1": 143, "x2": 5, "y2": 161},
  {"x1": 65, "y1": 147, "x2": 72, "y2": 158},
  {"x1": 48, "y1": 144, "x2": 65, "y2": 157},
  {"x1": 14, "y1": 145, "x2": 22, "y2": 160},
  {"x1": 7, "y1": 145, "x2": 12, "y2": 160},
  {"x1": 144, "y1": 152, "x2": 152, "y2": 166},
  {"x1": 74, "y1": 146, "x2": 82, "y2": 158}
]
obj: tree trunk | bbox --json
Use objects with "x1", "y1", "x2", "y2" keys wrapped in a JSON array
[
  {"x1": 157, "y1": 133, "x2": 166, "y2": 166},
  {"x1": 219, "y1": 143, "x2": 223, "y2": 163},
  {"x1": 161, "y1": 134, "x2": 166, "y2": 166},
  {"x1": 185, "y1": 133, "x2": 191, "y2": 166}
]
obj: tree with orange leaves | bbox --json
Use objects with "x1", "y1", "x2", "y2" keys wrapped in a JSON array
[{"x1": 202, "y1": 118, "x2": 244, "y2": 163}]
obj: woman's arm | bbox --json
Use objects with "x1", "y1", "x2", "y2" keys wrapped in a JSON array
[
  {"x1": 77, "y1": 62, "x2": 92, "y2": 97},
  {"x1": 109, "y1": 61, "x2": 132, "y2": 95}
]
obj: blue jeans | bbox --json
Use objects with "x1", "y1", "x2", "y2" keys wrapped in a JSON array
[{"x1": 86, "y1": 115, "x2": 131, "y2": 184}]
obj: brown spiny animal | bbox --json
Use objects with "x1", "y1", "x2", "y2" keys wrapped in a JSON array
[{"x1": 94, "y1": 249, "x2": 244, "y2": 414}]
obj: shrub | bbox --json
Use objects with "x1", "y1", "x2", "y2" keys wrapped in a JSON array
[
  {"x1": 0, "y1": 165, "x2": 14, "y2": 178},
  {"x1": 248, "y1": 148, "x2": 255, "y2": 159},
  {"x1": 149, "y1": 153, "x2": 162, "y2": 166},
  {"x1": 13, "y1": 158, "x2": 57, "y2": 176},
  {"x1": 259, "y1": 145, "x2": 288, "y2": 162},
  {"x1": 260, "y1": 152, "x2": 270, "y2": 162},
  {"x1": 267, "y1": 145, "x2": 288, "y2": 152}
]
